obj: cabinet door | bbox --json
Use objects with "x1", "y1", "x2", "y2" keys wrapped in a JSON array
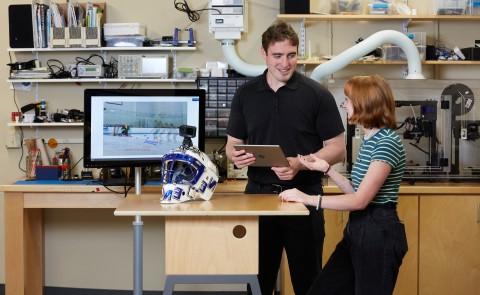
[
  {"x1": 394, "y1": 195, "x2": 419, "y2": 295},
  {"x1": 323, "y1": 209, "x2": 348, "y2": 265},
  {"x1": 419, "y1": 195, "x2": 480, "y2": 295}
]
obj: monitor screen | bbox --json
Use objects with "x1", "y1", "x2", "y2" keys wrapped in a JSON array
[{"x1": 84, "y1": 89, "x2": 205, "y2": 168}]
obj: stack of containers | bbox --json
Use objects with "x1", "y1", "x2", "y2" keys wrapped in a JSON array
[
  {"x1": 368, "y1": 0, "x2": 392, "y2": 14},
  {"x1": 436, "y1": 0, "x2": 468, "y2": 15},
  {"x1": 337, "y1": 0, "x2": 363, "y2": 14},
  {"x1": 467, "y1": 0, "x2": 480, "y2": 14}
]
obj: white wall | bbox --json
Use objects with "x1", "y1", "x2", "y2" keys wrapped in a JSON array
[
  {"x1": 0, "y1": 0, "x2": 277, "y2": 290},
  {"x1": 1, "y1": 0, "x2": 479, "y2": 291}
]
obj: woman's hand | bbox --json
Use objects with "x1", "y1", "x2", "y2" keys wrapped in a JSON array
[
  {"x1": 279, "y1": 188, "x2": 310, "y2": 205},
  {"x1": 298, "y1": 154, "x2": 330, "y2": 172}
]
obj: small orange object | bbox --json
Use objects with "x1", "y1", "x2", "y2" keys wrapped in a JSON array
[{"x1": 47, "y1": 138, "x2": 58, "y2": 149}]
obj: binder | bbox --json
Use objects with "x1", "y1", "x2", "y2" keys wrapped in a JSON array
[{"x1": 8, "y1": 4, "x2": 34, "y2": 48}]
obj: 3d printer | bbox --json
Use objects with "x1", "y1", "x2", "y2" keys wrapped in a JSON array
[
  {"x1": 346, "y1": 98, "x2": 451, "y2": 180},
  {"x1": 346, "y1": 83, "x2": 480, "y2": 181},
  {"x1": 444, "y1": 83, "x2": 480, "y2": 178}
]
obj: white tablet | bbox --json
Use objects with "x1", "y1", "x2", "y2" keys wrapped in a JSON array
[{"x1": 234, "y1": 144, "x2": 290, "y2": 167}]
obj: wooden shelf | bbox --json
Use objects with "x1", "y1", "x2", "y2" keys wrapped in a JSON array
[
  {"x1": 278, "y1": 14, "x2": 480, "y2": 21},
  {"x1": 7, "y1": 78, "x2": 196, "y2": 83},
  {"x1": 8, "y1": 46, "x2": 197, "y2": 52},
  {"x1": 8, "y1": 122, "x2": 83, "y2": 127},
  {"x1": 297, "y1": 59, "x2": 480, "y2": 65}
]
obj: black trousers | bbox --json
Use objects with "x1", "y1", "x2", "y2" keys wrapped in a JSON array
[
  {"x1": 307, "y1": 204, "x2": 408, "y2": 295},
  {"x1": 246, "y1": 180, "x2": 325, "y2": 295}
]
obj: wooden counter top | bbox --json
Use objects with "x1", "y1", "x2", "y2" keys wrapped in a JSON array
[
  {"x1": 114, "y1": 193, "x2": 309, "y2": 217},
  {"x1": 1, "y1": 179, "x2": 480, "y2": 195}
]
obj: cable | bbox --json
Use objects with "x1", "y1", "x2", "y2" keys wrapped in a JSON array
[
  {"x1": 174, "y1": 0, "x2": 220, "y2": 22},
  {"x1": 12, "y1": 86, "x2": 26, "y2": 173},
  {"x1": 68, "y1": 156, "x2": 84, "y2": 175},
  {"x1": 9, "y1": 52, "x2": 27, "y2": 173},
  {"x1": 47, "y1": 59, "x2": 72, "y2": 78},
  {"x1": 124, "y1": 185, "x2": 134, "y2": 198},
  {"x1": 102, "y1": 185, "x2": 127, "y2": 194}
]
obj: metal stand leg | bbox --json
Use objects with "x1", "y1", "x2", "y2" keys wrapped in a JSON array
[
  {"x1": 163, "y1": 276, "x2": 176, "y2": 295},
  {"x1": 162, "y1": 275, "x2": 261, "y2": 295},
  {"x1": 133, "y1": 215, "x2": 143, "y2": 295}
]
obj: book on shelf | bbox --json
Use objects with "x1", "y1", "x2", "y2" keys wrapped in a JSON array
[
  {"x1": 10, "y1": 67, "x2": 51, "y2": 79},
  {"x1": 32, "y1": 1, "x2": 51, "y2": 48}
]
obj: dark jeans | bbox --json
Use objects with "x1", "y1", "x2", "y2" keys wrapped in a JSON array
[
  {"x1": 307, "y1": 204, "x2": 408, "y2": 295},
  {"x1": 246, "y1": 180, "x2": 325, "y2": 295}
]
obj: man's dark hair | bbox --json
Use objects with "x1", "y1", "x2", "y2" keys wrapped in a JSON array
[{"x1": 261, "y1": 21, "x2": 299, "y2": 53}]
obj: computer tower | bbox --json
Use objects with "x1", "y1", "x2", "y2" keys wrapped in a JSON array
[
  {"x1": 9, "y1": 4, "x2": 34, "y2": 48},
  {"x1": 280, "y1": 0, "x2": 310, "y2": 14}
]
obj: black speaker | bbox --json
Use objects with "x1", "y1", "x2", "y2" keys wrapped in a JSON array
[
  {"x1": 280, "y1": 0, "x2": 310, "y2": 14},
  {"x1": 9, "y1": 4, "x2": 34, "y2": 48}
]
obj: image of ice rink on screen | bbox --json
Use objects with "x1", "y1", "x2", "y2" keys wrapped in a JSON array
[{"x1": 102, "y1": 101, "x2": 187, "y2": 157}]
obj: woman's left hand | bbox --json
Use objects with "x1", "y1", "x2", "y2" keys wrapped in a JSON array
[
  {"x1": 279, "y1": 188, "x2": 309, "y2": 204},
  {"x1": 298, "y1": 154, "x2": 330, "y2": 172}
]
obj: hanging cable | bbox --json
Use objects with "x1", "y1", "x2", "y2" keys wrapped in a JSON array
[{"x1": 174, "y1": 0, "x2": 220, "y2": 22}]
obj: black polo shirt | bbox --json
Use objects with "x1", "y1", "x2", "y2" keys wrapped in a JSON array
[{"x1": 227, "y1": 70, "x2": 344, "y2": 186}]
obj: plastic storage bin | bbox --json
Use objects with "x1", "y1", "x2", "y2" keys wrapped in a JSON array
[
  {"x1": 104, "y1": 35, "x2": 145, "y2": 47},
  {"x1": 436, "y1": 0, "x2": 468, "y2": 15},
  {"x1": 337, "y1": 0, "x2": 363, "y2": 14},
  {"x1": 104, "y1": 23, "x2": 145, "y2": 36},
  {"x1": 467, "y1": 0, "x2": 480, "y2": 14},
  {"x1": 36, "y1": 166, "x2": 61, "y2": 180},
  {"x1": 383, "y1": 32, "x2": 426, "y2": 61},
  {"x1": 383, "y1": 45, "x2": 426, "y2": 61}
]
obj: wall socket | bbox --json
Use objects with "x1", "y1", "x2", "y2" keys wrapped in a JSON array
[{"x1": 5, "y1": 128, "x2": 21, "y2": 149}]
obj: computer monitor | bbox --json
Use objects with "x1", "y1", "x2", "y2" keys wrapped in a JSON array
[{"x1": 83, "y1": 88, "x2": 205, "y2": 168}]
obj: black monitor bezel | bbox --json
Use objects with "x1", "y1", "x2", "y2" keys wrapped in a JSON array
[{"x1": 83, "y1": 88, "x2": 205, "y2": 168}]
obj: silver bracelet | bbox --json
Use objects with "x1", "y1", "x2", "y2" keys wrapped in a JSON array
[{"x1": 316, "y1": 194, "x2": 323, "y2": 210}]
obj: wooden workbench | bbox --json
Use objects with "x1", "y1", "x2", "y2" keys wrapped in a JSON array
[{"x1": 1, "y1": 180, "x2": 479, "y2": 295}]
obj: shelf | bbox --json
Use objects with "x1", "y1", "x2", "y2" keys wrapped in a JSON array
[
  {"x1": 8, "y1": 122, "x2": 83, "y2": 127},
  {"x1": 278, "y1": 14, "x2": 480, "y2": 22},
  {"x1": 8, "y1": 46, "x2": 197, "y2": 52},
  {"x1": 297, "y1": 59, "x2": 480, "y2": 65},
  {"x1": 7, "y1": 78, "x2": 196, "y2": 83}
]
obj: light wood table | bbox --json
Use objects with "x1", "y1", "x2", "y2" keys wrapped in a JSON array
[
  {"x1": 114, "y1": 193, "x2": 309, "y2": 295},
  {"x1": 3, "y1": 180, "x2": 477, "y2": 295},
  {"x1": 0, "y1": 180, "x2": 247, "y2": 295},
  {"x1": 1, "y1": 184, "x2": 126, "y2": 295}
]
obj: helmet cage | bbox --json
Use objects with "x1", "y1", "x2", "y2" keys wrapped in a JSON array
[{"x1": 161, "y1": 152, "x2": 205, "y2": 186}]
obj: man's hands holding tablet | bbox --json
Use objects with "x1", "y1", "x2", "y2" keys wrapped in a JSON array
[
  {"x1": 233, "y1": 145, "x2": 303, "y2": 181},
  {"x1": 230, "y1": 146, "x2": 256, "y2": 169}
]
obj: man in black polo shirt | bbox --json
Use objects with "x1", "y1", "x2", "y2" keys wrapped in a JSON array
[{"x1": 226, "y1": 21, "x2": 345, "y2": 295}]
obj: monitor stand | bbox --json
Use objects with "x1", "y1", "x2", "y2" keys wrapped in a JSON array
[
  {"x1": 134, "y1": 167, "x2": 143, "y2": 195},
  {"x1": 101, "y1": 167, "x2": 136, "y2": 187},
  {"x1": 133, "y1": 166, "x2": 143, "y2": 295}
]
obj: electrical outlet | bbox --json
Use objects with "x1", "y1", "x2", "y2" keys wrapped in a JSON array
[
  {"x1": 355, "y1": 127, "x2": 361, "y2": 139},
  {"x1": 5, "y1": 128, "x2": 21, "y2": 149}
]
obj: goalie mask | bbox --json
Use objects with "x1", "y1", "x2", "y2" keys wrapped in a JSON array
[{"x1": 160, "y1": 147, "x2": 219, "y2": 203}]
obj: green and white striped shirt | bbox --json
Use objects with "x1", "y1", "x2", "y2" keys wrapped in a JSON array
[{"x1": 351, "y1": 128, "x2": 406, "y2": 204}]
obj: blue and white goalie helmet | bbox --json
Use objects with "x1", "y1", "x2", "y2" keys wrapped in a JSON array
[{"x1": 160, "y1": 146, "x2": 219, "y2": 204}]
